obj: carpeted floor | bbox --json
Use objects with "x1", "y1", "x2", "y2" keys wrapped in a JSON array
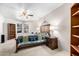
[{"x1": 0, "y1": 39, "x2": 69, "y2": 56}]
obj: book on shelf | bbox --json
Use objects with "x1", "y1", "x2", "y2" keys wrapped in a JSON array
[
  {"x1": 72, "y1": 25, "x2": 79, "y2": 28},
  {"x1": 72, "y1": 10, "x2": 79, "y2": 16},
  {"x1": 71, "y1": 45, "x2": 79, "y2": 53},
  {"x1": 72, "y1": 35, "x2": 79, "y2": 38}
]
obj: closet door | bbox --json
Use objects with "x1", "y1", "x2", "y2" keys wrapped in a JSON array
[{"x1": 8, "y1": 24, "x2": 16, "y2": 40}]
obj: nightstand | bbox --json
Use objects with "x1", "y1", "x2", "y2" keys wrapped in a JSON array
[{"x1": 46, "y1": 37, "x2": 58, "y2": 50}]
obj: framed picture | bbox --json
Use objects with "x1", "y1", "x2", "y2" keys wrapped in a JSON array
[
  {"x1": 24, "y1": 24, "x2": 29, "y2": 33},
  {"x1": 17, "y1": 24, "x2": 22, "y2": 33}
]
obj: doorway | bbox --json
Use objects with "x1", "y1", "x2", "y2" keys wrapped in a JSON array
[{"x1": 8, "y1": 23, "x2": 16, "y2": 40}]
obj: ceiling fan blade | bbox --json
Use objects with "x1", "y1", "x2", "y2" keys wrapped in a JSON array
[{"x1": 28, "y1": 14, "x2": 34, "y2": 16}]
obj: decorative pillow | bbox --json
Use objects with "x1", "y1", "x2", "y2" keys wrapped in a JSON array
[
  {"x1": 29, "y1": 35, "x2": 38, "y2": 41},
  {"x1": 34, "y1": 35, "x2": 38, "y2": 41},
  {"x1": 39, "y1": 33, "x2": 48, "y2": 40},
  {"x1": 23, "y1": 36, "x2": 28, "y2": 43},
  {"x1": 38, "y1": 33, "x2": 43, "y2": 40},
  {"x1": 17, "y1": 36, "x2": 23, "y2": 43},
  {"x1": 16, "y1": 38, "x2": 20, "y2": 44}
]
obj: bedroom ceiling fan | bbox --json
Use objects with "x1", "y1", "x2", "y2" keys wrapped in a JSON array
[{"x1": 17, "y1": 9, "x2": 34, "y2": 19}]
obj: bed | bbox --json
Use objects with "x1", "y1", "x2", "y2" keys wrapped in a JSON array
[{"x1": 15, "y1": 33, "x2": 48, "y2": 52}]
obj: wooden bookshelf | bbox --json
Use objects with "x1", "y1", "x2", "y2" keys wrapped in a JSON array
[
  {"x1": 71, "y1": 3, "x2": 79, "y2": 56},
  {"x1": 72, "y1": 35, "x2": 79, "y2": 38},
  {"x1": 72, "y1": 10, "x2": 79, "y2": 16},
  {"x1": 71, "y1": 45, "x2": 79, "y2": 54},
  {"x1": 72, "y1": 54, "x2": 78, "y2": 56},
  {"x1": 72, "y1": 25, "x2": 79, "y2": 28}
]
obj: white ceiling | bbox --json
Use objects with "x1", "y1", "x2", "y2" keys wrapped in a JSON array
[{"x1": 0, "y1": 3, "x2": 64, "y2": 21}]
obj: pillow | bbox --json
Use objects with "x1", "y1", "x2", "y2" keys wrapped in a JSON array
[
  {"x1": 23, "y1": 36, "x2": 28, "y2": 43},
  {"x1": 34, "y1": 35, "x2": 38, "y2": 41},
  {"x1": 38, "y1": 33, "x2": 43, "y2": 40},
  {"x1": 16, "y1": 38, "x2": 20, "y2": 44},
  {"x1": 39, "y1": 33, "x2": 48, "y2": 40},
  {"x1": 28, "y1": 35, "x2": 38, "y2": 41},
  {"x1": 17, "y1": 36, "x2": 23, "y2": 43}
]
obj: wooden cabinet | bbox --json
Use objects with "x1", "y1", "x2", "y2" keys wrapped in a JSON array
[
  {"x1": 46, "y1": 38, "x2": 58, "y2": 50},
  {"x1": 71, "y1": 3, "x2": 79, "y2": 56}
]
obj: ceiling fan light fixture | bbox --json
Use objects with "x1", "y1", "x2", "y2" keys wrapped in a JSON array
[{"x1": 16, "y1": 8, "x2": 33, "y2": 20}]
